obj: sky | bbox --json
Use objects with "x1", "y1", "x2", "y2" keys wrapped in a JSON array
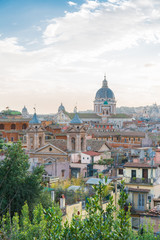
[{"x1": 0, "y1": 0, "x2": 160, "y2": 114}]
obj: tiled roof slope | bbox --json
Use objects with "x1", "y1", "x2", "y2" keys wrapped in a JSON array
[
  {"x1": 87, "y1": 139, "x2": 111, "y2": 152},
  {"x1": 47, "y1": 139, "x2": 67, "y2": 152},
  {"x1": 124, "y1": 162, "x2": 158, "y2": 168}
]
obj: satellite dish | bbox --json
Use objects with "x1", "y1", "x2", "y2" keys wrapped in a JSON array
[{"x1": 87, "y1": 146, "x2": 91, "y2": 151}]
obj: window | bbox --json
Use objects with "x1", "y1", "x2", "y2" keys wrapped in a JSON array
[
  {"x1": 138, "y1": 194, "x2": 145, "y2": 209},
  {"x1": 71, "y1": 137, "x2": 75, "y2": 151},
  {"x1": 0, "y1": 124, "x2": 4, "y2": 130},
  {"x1": 61, "y1": 170, "x2": 65, "y2": 177},
  {"x1": 131, "y1": 170, "x2": 136, "y2": 178},
  {"x1": 11, "y1": 124, "x2": 16, "y2": 130},
  {"x1": 124, "y1": 138, "x2": 127, "y2": 143},
  {"x1": 22, "y1": 124, "x2": 27, "y2": 130},
  {"x1": 49, "y1": 147, "x2": 52, "y2": 151},
  {"x1": 119, "y1": 169, "x2": 123, "y2": 175},
  {"x1": 11, "y1": 137, "x2": 14, "y2": 142},
  {"x1": 148, "y1": 195, "x2": 151, "y2": 202}
]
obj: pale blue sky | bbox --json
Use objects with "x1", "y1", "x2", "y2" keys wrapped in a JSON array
[{"x1": 0, "y1": 0, "x2": 160, "y2": 113}]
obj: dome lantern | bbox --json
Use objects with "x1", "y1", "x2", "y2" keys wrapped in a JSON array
[{"x1": 102, "y1": 74, "x2": 108, "y2": 88}]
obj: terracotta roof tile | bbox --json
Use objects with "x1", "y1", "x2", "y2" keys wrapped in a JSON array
[
  {"x1": 86, "y1": 139, "x2": 111, "y2": 152},
  {"x1": 124, "y1": 162, "x2": 157, "y2": 168},
  {"x1": 82, "y1": 151, "x2": 101, "y2": 156},
  {"x1": 47, "y1": 139, "x2": 67, "y2": 152}
]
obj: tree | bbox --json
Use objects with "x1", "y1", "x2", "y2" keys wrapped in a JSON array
[
  {"x1": 0, "y1": 141, "x2": 46, "y2": 217},
  {"x1": 0, "y1": 176, "x2": 159, "y2": 239}
]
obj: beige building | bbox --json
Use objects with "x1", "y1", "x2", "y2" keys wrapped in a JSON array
[
  {"x1": 26, "y1": 113, "x2": 69, "y2": 179},
  {"x1": 122, "y1": 161, "x2": 160, "y2": 212},
  {"x1": 67, "y1": 113, "x2": 87, "y2": 153}
]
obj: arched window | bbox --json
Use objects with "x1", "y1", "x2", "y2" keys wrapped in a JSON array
[
  {"x1": 0, "y1": 124, "x2": 4, "y2": 130},
  {"x1": 71, "y1": 137, "x2": 75, "y2": 151},
  {"x1": 39, "y1": 136, "x2": 42, "y2": 147},
  {"x1": 81, "y1": 137, "x2": 84, "y2": 151},
  {"x1": 11, "y1": 124, "x2": 16, "y2": 130},
  {"x1": 22, "y1": 123, "x2": 27, "y2": 130}
]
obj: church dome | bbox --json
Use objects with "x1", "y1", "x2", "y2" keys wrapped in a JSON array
[
  {"x1": 95, "y1": 76, "x2": 115, "y2": 100},
  {"x1": 22, "y1": 106, "x2": 29, "y2": 118},
  {"x1": 58, "y1": 103, "x2": 65, "y2": 112}
]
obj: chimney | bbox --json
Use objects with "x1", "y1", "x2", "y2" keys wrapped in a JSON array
[{"x1": 60, "y1": 194, "x2": 65, "y2": 209}]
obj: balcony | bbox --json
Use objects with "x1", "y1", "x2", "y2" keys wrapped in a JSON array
[
  {"x1": 125, "y1": 177, "x2": 153, "y2": 185},
  {"x1": 129, "y1": 203, "x2": 146, "y2": 212}
]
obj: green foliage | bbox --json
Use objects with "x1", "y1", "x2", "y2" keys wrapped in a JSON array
[
  {"x1": 0, "y1": 141, "x2": 51, "y2": 218},
  {"x1": 0, "y1": 139, "x2": 4, "y2": 150},
  {"x1": 0, "y1": 175, "x2": 159, "y2": 239},
  {"x1": 97, "y1": 158, "x2": 114, "y2": 165}
]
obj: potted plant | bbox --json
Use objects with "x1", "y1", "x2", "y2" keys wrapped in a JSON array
[{"x1": 132, "y1": 177, "x2": 136, "y2": 182}]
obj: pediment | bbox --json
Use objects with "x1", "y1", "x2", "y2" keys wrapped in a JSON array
[
  {"x1": 34, "y1": 143, "x2": 67, "y2": 155},
  {"x1": 27, "y1": 125, "x2": 45, "y2": 132},
  {"x1": 67, "y1": 125, "x2": 87, "y2": 133}
]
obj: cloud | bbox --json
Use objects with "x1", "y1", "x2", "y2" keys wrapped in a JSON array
[
  {"x1": 43, "y1": 0, "x2": 160, "y2": 54},
  {"x1": 68, "y1": 1, "x2": 77, "y2": 6},
  {"x1": 1, "y1": 0, "x2": 160, "y2": 112},
  {"x1": 144, "y1": 63, "x2": 155, "y2": 68},
  {"x1": 0, "y1": 37, "x2": 24, "y2": 53}
]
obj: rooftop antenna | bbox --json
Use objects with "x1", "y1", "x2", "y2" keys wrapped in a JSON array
[{"x1": 34, "y1": 104, "x2": 36, "y2": 114}]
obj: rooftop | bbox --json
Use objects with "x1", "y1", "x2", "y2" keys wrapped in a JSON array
[
  {"x1": 67, "y1": 112, "x2": 101, "y2": 119},
  {"x1": 29, "y1": 113, "x2": 41, "y2": 124},
  {"x1": 82, "y1": 151, "x2": 101, "y2": 156},
  {"x1": 128, "y1": 188, "x2": 150, "y2": 193},
  {"x1": 86, "y1": 177, "x2": 112, "y2": 185},
  {"x1": 70, "y1": 113, "x2": 83, "y2": 124},
  {"x1": 124, "y1": 162, "x2": 158, "y2": 168},
  {"x1": 91, "y1": 130, "x2": 145, "y2": 138},
  {"x1": 108, "y1": 114, "x2": 132, "y2": 119},
  {"x1": 87, "y1": 139, "x2": 111, "y2": 152},
  {"x1": 47, "y1": 139, "x2": 67, "y2": 152}
]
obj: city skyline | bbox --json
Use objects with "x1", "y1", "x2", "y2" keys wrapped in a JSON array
[{"x1": 0, "y1": 0, "x2": 160, "y2": 113}]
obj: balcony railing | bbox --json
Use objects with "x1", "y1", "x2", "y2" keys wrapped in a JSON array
[
  {"x1": 125, "y1": 177, "x2": 153, "y2": 184},
  {"x1": 131, "y1": 203, "x2": 145, "y2": 212}
]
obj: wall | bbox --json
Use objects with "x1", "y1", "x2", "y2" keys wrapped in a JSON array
[
  {"x1": 81, "y1": 153, "x2": 91, "y2": 164},
  {"x1": 81, "y1": 153, "x2": 100, "y2": 164},
  {"x1": 45, "y1": 161, "x2": 69, "y2": 179},
  {"x1": 63, "y1": 192, "x2": 117, "y2": 223},
  {"x1": 0, "y1": 120, "x2": 29, "y2": 142},
  {"x1": 140, "y1": 216, "x2": 160, "y2": 233},
  {"x1": 70, "y1": 153, "x2": 81, "y2": 163},
  {"x1": 124, "y1": 167, "x2": 156, "y2": 179}
]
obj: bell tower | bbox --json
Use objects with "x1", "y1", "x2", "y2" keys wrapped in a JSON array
[
  {"x1": 67, "y1": 112, "x2": 87, "y2": 153},
  {"x1": 26, "y1": 111, "x2": 45, "y2": 151}
]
